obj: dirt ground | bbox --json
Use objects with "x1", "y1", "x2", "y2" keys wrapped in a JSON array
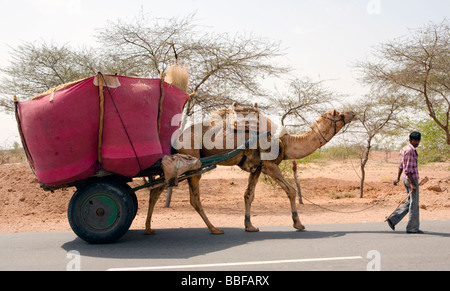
[{"x1": 0, "y1": 152, "x2": 449, "y2": 234}]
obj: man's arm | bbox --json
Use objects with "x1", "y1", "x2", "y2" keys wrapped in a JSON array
[
  {"x1": 394, "y1": 167, "x2": 403, "y2": 186},
  {"x1": 406, "y1": 172, "x2": 417, "y2": 192},
  {"x1": 394, "y1": 154, "x2": 404, "y2": 186}
]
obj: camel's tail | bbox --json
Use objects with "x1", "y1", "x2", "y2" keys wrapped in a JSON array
[{"x1": 165, "y1": 63, "x2": 189, "y2": 93}]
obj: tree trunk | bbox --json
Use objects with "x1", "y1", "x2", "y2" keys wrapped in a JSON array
[
  {"x1": 360, "y1": 164, "x2": 366, "y2": 198},
  {"x1": 360, "y1": 145, "x2": 371, "y2": 198}
]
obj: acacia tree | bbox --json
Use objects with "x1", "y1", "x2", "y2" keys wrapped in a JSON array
[
  {"x1": 270, "y1": 77, "x2": 335, "y2": 131},
  {"x1": 97, "y1": 12, "x2": 290, "y2": 116},
  {"x1": 356, "y1": 19, "x2": 450, "y2": 145},
  {"x1": 348, "y1": 93, "x2": 409, "y2": 198},
  {"x1": 0, "y1": 42, "x2": 106, "y2": 111},
  {"x1": 0, "y1": 13, "x2": 289, "y2": 115}
]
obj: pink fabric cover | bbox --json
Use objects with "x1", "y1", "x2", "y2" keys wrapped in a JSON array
[{"x1": 17, "y1": 75, "x2": 188, "y2": 186}]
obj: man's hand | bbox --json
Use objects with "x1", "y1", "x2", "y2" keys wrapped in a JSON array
[
  {"x1": 406, "y1": 173, "x2": 416, "y2": 192},
  {"x1": 393, "y1": 179, "x2": 400, "y2": 186}
]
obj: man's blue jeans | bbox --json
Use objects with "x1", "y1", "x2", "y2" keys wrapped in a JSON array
[{"x1": 389, "y1": 178, "x2": 420, "y2": 232}]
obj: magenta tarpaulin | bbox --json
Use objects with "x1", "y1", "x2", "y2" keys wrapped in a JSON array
[{"x1": 16, "y1": 75, "x2": 189, "y2": 186}]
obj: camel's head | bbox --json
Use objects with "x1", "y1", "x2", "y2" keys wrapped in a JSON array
[
  {"x1": 319, "y1": 109, "x2": 358, "y2": 135},
  {"x1": 340, "y1": 109, "x2": 358, "y2": 124},
  {"x1": 323, "y1": 109, "x2": 358, "y2": 125}
]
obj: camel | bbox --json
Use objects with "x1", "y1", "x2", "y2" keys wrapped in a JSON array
[
  {"x1": 144, "y1": 64, "x2": 357, "y2": 234},
  {"x1": 145, "y1": 104, "x2": 357, "y2": 234}
]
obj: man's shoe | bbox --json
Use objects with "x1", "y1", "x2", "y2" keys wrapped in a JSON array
[
  {"x1": 406, "y1": 230, "x2": 424, "y2": 234},
  {"x1": 386, "y1": 218, "x2": 395, "y2": 231}
]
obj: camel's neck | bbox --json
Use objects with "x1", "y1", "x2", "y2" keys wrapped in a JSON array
[
  {"x1": 281, "y1": 120, "x2": 339, "y2": 160},
  {"x1": 281, "y1": 131, "x2": 322, "y2": 160}
]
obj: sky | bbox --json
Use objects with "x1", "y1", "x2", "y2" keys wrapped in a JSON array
[{"x1": 0, "y1": 0, "x2": 449, "y2": 147}]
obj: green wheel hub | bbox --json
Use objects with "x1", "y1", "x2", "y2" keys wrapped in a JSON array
[{"x1": 82, "y1": 194, "x2": 119, "y2": 230}]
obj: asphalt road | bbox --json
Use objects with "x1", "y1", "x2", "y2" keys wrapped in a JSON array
[{"x1": 0, "y1": 220, "x2": 448, "y2": 271}]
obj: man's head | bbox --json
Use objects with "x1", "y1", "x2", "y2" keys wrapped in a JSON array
[{"x1": 409, "y1": 131, "x2": 421, "y2": 148}]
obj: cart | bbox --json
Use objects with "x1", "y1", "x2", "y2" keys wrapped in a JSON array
[
  {"x1": 14, "y1": 73, "x2": 258, "y2": 244},
  {"x1": 66, "y1": 142, "x2": 252, "y2": 244}
]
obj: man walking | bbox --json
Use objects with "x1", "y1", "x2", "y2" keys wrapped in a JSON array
[{"x1": 387, "y1": 132, "x2": 423, "y2": 234}]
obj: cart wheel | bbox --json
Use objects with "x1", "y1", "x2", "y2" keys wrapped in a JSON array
[
  {"x1": 68, "y1": 181, "x2": 135, "y2": 244},
  {"x1": 122, "y1": 183, "x2": 138, "y2": 218}
]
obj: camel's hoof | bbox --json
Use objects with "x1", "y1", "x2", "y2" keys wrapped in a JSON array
[
  {"x1": 294, "y1": 224, "x2": 306, "y2": 231},
  {"x1": 210, "y1": 228, "x2": 224, "y2": 235},
  {"x1": 145, "y1": 228, "x2": 156, "y2": 235},
  {"x1": 245, "y1": 226, "x2": 260, "y2": 232}
]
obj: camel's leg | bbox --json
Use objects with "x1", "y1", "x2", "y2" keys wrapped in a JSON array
[
  {"x1": 145, "y1": 186, "x2": 166, "y2": 235},
  {"x1": 188, "y1": 175, "x2": 224, "y2": 234},
  {"x1": 262, "y1": 161, "x2": 305, "y2": 231},
  {"x1": 244, "y1": 167, "x2": 262, "y2": 232}
]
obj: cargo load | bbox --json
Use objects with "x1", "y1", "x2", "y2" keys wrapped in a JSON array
[{"x1": 15, "y1": 74, "x2": 189, "y2": 187}]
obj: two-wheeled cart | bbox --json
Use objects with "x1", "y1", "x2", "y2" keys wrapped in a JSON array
[{"x1": 14, "y1": 72, "x2": 254, "y2": 244}]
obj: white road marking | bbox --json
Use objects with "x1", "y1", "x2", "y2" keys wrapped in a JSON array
[{"x1": 107, "y1": 256, "x2": 363, "y2": 271}]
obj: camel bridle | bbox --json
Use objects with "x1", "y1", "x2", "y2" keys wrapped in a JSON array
[{"x1": 313, "y1": 113, "x2": 347, "y2": 145}]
